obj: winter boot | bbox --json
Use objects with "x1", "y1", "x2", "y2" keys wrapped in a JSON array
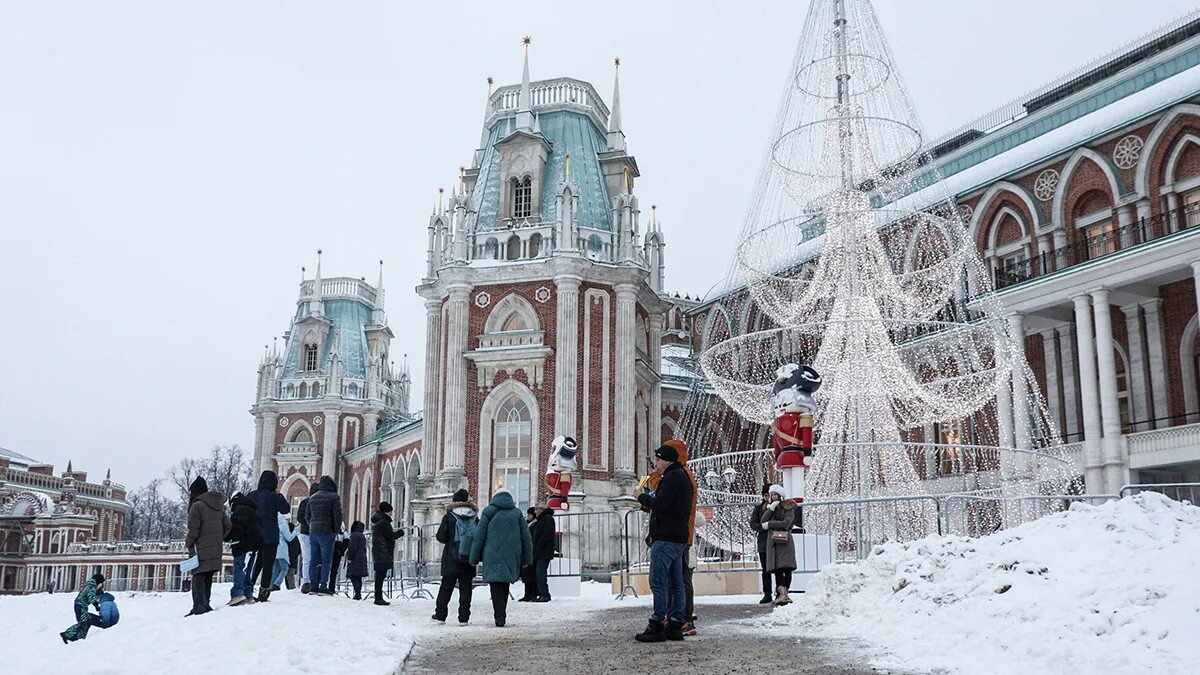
[
  {"x1": 431, "y1": 614, "x2": 446, "y2": 623},
  {"x1": 778, "y1": 587, "x2": 793, "y2": 605},
  {"x1": 634, "y1": 619, "x2": 667, "y2": 643},
  {"x1": 301, "y1": 582, "x2": 311, "y2": 594},
  {"x1": 665, "y1": 621, "x2": 686, "y2": 641},
  {"x1": 759, "y1": 593, "x2": 773, "y2": 604},
  {"x1": 374, "y1": 598, "x2": 390, "y2": 606},
  {"x1": 256, "y1": 588, "x2": 271, "y2": 603},
  {"x1": 60, "y1": 632, "x2": 70, "y2": 644}
]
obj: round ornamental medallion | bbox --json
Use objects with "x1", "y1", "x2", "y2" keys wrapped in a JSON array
[
  {"x1": 475, "y1": 291, "x2": 491, "y2": 308},
  {"x1": 957, "y1": 203, "x2": 974, "y2": 225},
  {"x1": 1113, "y1": 135, "x2": 1143, "y2": 170},
  {"x1": 313, "y1": 416, "x2": 323, "y2": 427},
  {"x1": 279, "y1": 417, "x2": 289, "y2": 427},
  {"x1": 1034, "y1": 169, "x2": 1059, "y2": 202},
  {"x1": 535, "y1": 286, "x2": 551, "y2": 303}
]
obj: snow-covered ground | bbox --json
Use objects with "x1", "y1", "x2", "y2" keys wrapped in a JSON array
[
  {"x1": 767, "y1": 492, "x2": 1200, "y2": 674},
  {"x1": 0, "y1": 578, "x2": 649, "y2": 674}
]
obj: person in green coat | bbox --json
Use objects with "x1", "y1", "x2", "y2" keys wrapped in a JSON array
[{"x1": 468, "y1": 488, "x2": 532, "y2": 627}]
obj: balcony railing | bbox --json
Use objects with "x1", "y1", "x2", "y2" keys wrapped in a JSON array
[{"x1": 994, "y1": 202, "x2": 1200, "y2": 290}]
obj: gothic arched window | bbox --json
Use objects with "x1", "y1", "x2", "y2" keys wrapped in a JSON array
[
  {"x1": 303, "y1": 344, "x2": 319, "y2": 372},
  {"x1": 528, "y1": 232, "x2": 541, "y2": 258},
  {"x1": 492, "y1": 395, "x2": 531, "y2": 509},
  {"x1": 506, "y1": 235, "x2": 522, "y2": 261},
  {"x1": 511, "y1": 176, "x2": 532, "y2": 219},
  {"x1": 502, "y1": 312, "x2": 527, "y2": 332}
]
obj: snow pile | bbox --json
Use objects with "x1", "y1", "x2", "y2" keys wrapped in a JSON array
[
  {"x1": 0, "y1": 584, "x2": 415, "y2": 674},
  {"x1": 769, "y1": 493, "x2": 1200, "y2": 674}
]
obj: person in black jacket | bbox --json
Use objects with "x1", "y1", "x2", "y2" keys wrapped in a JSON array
[
  {"x1": 433, "y1": 488, "x2": 477, "y2": 624},
  {"x1": 226, "y1": 492, "x2": 263, "y2": 606},
  {"x1": 530, "y1": 503, "x2": 556, "y2": 602},
  {"x1": 306, "y1": 475, "x2": 343, "y2": 594},
  {"x1": 370, "y1": 501, "x2": 401, "y2": 606},
  {"x1": 297, "y1": 482, "x2": 319, "y2": 593},
  {"x1": 246, "y1": 470, "x2": 291, "y2": 603},
  {"x1": 518, "y1": 507, "x2": 537, "y2": 601},
  {"x1": 634, "y1": 444, "x2": 695, "y2": 643},
  {"x1": 346, "y1": 521, "x2": 368, "y2": 601},
  {"x1": 750, "y1": 486, "x2": 774, "y2": 604}
]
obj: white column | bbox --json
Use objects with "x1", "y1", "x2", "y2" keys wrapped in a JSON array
[
  {"x1": 613, "y1": 283, "x2": 638, "y2": 482},
  {"x1": 258, "y1": 413, "x2": 277, "y2": 477},
  {"x1": 441, "y1": 284, "x2": 471, "y2": 482},
  {"x1": 1072, "y1": 295, "x2": 1104, "y2": 493},
  {"x1": 1040, "y1": 329, "x2": 1063, "y2": 439},
  {"x1": 1090, "y1": 289, "x2": 1126, "y2": 493},
  {"x1": 1167, "y1": 191, "x2": 1181, "y2": 233},
  {"x1": 420, "y1": 298, "x2": 442, "y2": 481},
  {"x1": 1116, "y1": 204, "x2": 1135, "y2": 248},
  {"x1": 1140, "y1": 299, "x2": 1171, "y2": 427},
  {"x1": 1120, "y1": 304, "x2": 1150, "y2": 430},
  {"x1": 1008, "y1": 314, "x2": 1032, "y2": 451},
  {"x1": 648, "y1": 311, "x2": 664, "y2": 452},
  {"x1": 1191, "y1": 262, "x2": 1200, "y2": 318},
  {"x1": 321, "y1": 411, "x2": 339, "y2": 479},
  {"x1": 253, "y1": 415, "x2": 266, "y2": 477},
  {"x1": 996, "y1": 367, "x2": 1014, "y2": 449},
  {"x1": 553, "y1": 275, "x2": 582, "y2": 439},
  {"x1": 1058, "y1": 322, "x2": 1081, "y2": 439}
]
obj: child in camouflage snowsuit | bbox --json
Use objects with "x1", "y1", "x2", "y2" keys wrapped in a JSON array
[{"x1": 60, "y1": 574, "x2": 105, "y2": 644}]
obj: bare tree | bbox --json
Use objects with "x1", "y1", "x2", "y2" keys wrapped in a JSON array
[
  {"x1": 125, "y1": 479, "x2": 186, "y2": 541},
  {"x1": 167, "y1": 444, "x2": 255, "y2": 504}
]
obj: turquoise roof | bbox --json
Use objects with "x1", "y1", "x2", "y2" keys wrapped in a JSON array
[
  {"x1": 281, "y1": 298, "x2": 373, "y2": 379},
  {"x1": 471, "y1": 110, "x2": 612, "y2": 232}
]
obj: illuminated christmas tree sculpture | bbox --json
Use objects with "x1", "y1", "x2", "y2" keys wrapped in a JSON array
[{"x1": 696, "y1": 0, "x2": 1076, "y2": 537}]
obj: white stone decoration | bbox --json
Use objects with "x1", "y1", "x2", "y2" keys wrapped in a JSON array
[
  {"x1": 535, "y1": 286, "x2": 551, "y2": 303},
  {"x1": 957, "y1": 203, "x2": 973, "y2": 224},
  {"x1": 475, "y1": 291, "x2": 491, "y2": 308},
  {"x1": 1034, "y1": 169, "x2": 1060, "y2": 201},
  {"x1": 313, "y1": 416, "x2": 323, "y2": 426},
  {"x1": 279, "y1": 417, "x2": 289, "y2": 427},
  {"x1": 1112, "y1": 134, "x2": 1143, "y2": 170}
]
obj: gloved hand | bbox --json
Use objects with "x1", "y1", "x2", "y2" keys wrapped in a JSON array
[
  {"x1": 761, "y1": 522, "x2": 770, "y2": 530},
  {"x1": 766, "y1": 501, "x2": 778, "y2": 512}
]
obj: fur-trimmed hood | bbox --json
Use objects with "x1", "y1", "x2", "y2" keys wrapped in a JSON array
[{"x1": 446, "y1": 500, "x2": 478, "y2": 518}]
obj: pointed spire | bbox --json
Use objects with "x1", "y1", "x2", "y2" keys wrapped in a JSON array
[
  {"x1": 310, "y1": 250, "x2": 324, "y2": 317},
  {"x1": 272, "y1": 336, "x2": 278, "y2": 358},
  {"x1": 377, "y1": 259, "x2": 384, "y2": 293},
  {"x1": 532, "y1": 112, "x2": 540, "y2": 134},
  {"x1": 438, "y1": 187, "x2": 444, "y2": 213},
  {"x1": 105, "y1": 468, "x2": 111, "y2": 481},
  {"x1": 67, "y1": 460, "x2": 73, "y2": 473},
  {"x1": 517, "y1": 36, "x2": 534, "y2": 131},
  {"x1": 607, "y1": 57, "x2": 627, "y2": 151},
  {"x1": 651, "y1": 204, "x2": 658, "y2": 231},
  {"x1": 565, "y1": 152, "x2": 572, "y2": 182}
]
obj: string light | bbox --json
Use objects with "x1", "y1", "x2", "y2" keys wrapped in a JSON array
[{"x1": 682, "y1": 0, "x2": 1076, "y2": 551}]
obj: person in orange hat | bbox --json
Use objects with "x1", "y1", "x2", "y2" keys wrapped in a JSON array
[{"x1": 639, "y1": 438, "x2": 701, "y2": 634}]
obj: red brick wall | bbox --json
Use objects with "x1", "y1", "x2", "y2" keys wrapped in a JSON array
[{"x1": 1160, "y1": 278, "x2": 1197, "y2": 421}]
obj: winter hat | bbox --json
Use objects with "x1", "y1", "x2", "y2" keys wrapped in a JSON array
[
  {"x1": 654, "y1": 444, "x2": 680, "y2": 463},
  {"x1": 664, "y1": 439, "x2": 689, "y2": 464},
  {"x1": 494, "y1": 487, "x2": 512, "y2": 497},
  {"x1": 189, "y1": 476, "x2": 208, "y2": 498},
  {"x1": 351, "y1": 521, "x2": 366, "y2": 533},
  {"x1": 378, "y1": 501, "x2": 393, "y2": 513},
  {"x1": 452, "y1": 488, "x2": 469, "y2": 503},
  {"x1": 91, "y1": 573, "x2": 105, "y2": 586},
  {"x1": 768, "y1": 484, "x2": 787, "y2": 500}
]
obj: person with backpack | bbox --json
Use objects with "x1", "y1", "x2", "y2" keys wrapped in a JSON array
[
  {"x1": 227, "y1": 491, "x2": 263, "y2": 606},
  {"x1": 184, "y1": 476, "x2": 230, "y2": 616},
  {"x1": 296, "y1": 482, "x2": 319, "y2": 593},
  {"x1": 370, "y1": 501, "x2": 401, "y2": 606},
  {"x1": 246, "y1": 470, "x2": 290, "y2": 602},
  {"x1": 469, "y1": 487, "x2": 533, "y2": 628},
  {"x1": 433, "y1": 488, "x2": 477, "y2": 624},
  {"x1": 306, "y1": 475, "x2": 343, "y2": 595}
]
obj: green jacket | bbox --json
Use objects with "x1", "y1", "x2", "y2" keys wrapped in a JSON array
[{"x1": 469, "y1": 491, "x2": 533, "y2": 583}]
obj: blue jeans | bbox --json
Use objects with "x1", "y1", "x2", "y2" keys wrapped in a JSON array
[
  {"x1": 271, "y1": 558, "x2": 288, "y2": 588},
  {"x1": 231, "y1": 552, "x2": 255, "y2": 600},
  {"x1": 648, "y1": 541, "x2": 687, "y2": 624},
  {"x1": 308, "y1": 532, "x2": 335, "y2": 590}
]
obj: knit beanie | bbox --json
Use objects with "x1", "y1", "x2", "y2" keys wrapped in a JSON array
[
  {"x1": 189, "y1": 476, "x2": 208, "y2": 498},
  {"x1": 452, "y1": 488, "x2": 469, "y2": 502},
  {"x1": 378, "y1": 501, "x2": 393, "y2": 513}
]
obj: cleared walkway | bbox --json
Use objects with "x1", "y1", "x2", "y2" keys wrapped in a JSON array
[{"x1": 400, "y1": 600, "x2": 903, "y2": 674}]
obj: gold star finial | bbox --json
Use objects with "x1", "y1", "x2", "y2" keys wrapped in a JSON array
[
  {"x1": 522, "y1": 36, "x2": 532, "y2": 46},
  {"x1": 614, "y1": 57, "x2": 621, "y2": 68}
]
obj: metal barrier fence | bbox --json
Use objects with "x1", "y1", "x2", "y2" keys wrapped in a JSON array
[
  {"x1": 1119, "y1": 483, "x2": 1200, "y2": 502},
  {"x1": 87, "y1": 483, "x2": 1200, "y2": 596}
]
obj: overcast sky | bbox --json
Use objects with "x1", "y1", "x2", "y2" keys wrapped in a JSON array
[{"x1": 2, "y1": 0, "x2": 1196, "y2": 491}]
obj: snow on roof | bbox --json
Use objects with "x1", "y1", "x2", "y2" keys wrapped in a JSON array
[
  {"x1": 891, "y1": 61, "x2": 1200, "y2": 213},
  {"x1": 0, "y1": 446, "x2": 40, "y2": 468}
]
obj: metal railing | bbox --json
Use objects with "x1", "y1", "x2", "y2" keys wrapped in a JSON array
[
  {"x1": 1118, "y1": 483, "x2": 1200, "y2": 502},
  {"x1": 994, "y1": 203, "x2": 1200, "y2": 290}
]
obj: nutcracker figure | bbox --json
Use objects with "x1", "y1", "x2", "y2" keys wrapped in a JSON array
[
  {"x1": 771, "y1": 363, "x2": 821, "y2": 501},
  {"x1": 545, "y1": 435, "x2": 578, "y2": 511}
]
